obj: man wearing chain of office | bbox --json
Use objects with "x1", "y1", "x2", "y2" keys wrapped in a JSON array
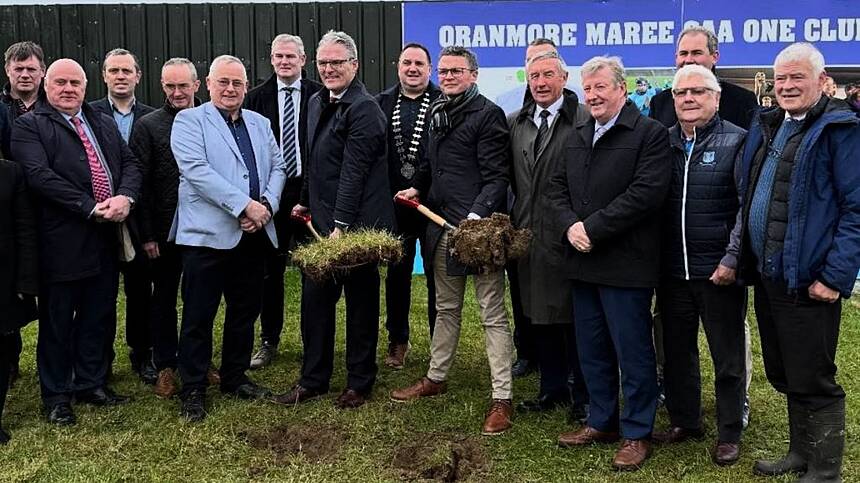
[{"x1": 375, "y1": 43, "x2": 442, "y2": 370}]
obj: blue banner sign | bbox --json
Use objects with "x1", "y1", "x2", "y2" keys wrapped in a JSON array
[{"x1": 403, "y1": 0, "x2": 860, "y2": 68}]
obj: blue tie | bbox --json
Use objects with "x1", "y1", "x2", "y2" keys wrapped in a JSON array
[{"x1": 281, "y1": 86, "x2": 298, "y2": 178}]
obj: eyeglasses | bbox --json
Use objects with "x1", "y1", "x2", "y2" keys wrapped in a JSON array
[
  {"x1": 214, "y1": 78, "x2": 245, "y2": 89},
  {"x1": 437, "y1": 68, "x2": 474, "y2": 78},
  {"x1": 316, "y1": 58, "x2": 355, "y2": 69},
  {"x1": 672, "y1": 87, "x2": 713, "y2": 97},
  {"x1": 163, "y1": 83, "x2": 194, "y2": 92}
]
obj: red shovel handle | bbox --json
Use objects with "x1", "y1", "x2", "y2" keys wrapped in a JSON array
[
  {"x1": 291, "y1": 212, "x2": 322, "y2": 241},
  {"x1": 394, "y1": 195, "x2": 421, "y2": 209},
  {"x1": 394, "y1": 195, "x2": 455, "y2": 231}
]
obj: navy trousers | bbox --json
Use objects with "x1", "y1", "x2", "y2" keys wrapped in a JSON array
[{"x1": 573, "y1": 282, "x2": 657, "y2": 440}]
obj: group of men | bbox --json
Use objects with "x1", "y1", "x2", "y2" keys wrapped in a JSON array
[{"x1": 0, "y1": 25, "x2": 858, "y2": 481}]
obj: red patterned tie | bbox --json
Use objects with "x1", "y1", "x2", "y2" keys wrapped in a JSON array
[{"x1": 71, "y1": 116, "x2": 111, "y2": 203}]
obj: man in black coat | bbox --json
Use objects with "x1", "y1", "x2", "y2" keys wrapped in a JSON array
[
  {"x1": 374, "y1": 42, "x2": 441, "y2": 370},
  {"x1": 272, "y1": 31, "x2": 394, "y2": 409},
  {"x1": 129, "y1": 57, "x2": 201, "y2": 399},
  {"x1": 549, "y1": 56, "x2": 670, "y2": 471},
  {"x1": 650, "y1": 26, "x2": 758, "y2": 130},
  {"x1": 648, "y1": 25, "x2": 756, "y2": 428},
  {"x1": 0, "y1": 155, "x2": 38, "y2": 443},
  {"x1": 2, "y1": 40, "x2": 46, "y2": 384},
  {"x1": 653, "y1": 65, "x2": 747, "y2": 466},
  {"x1": 244, "y1": 33, "x2": 322, "y2": 370},
  {"x1": 508, "y1": 51, "x2": 590, "y2": 422},
  {"x1": 390, "y1": 47, "x2": 514, "y2": 436},
  {"x1": 90, "y1": 47, "x2": 157, "y2": 385},
  {"x1": 12, "y1": 59, "x2": 142, "y2": 425}
]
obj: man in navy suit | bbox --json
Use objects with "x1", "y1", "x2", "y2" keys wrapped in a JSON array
[
  {"x1": 12, "y1": 59, "x2": 142, "y2": 425},
  {"x1": 244, "y1": 34, "x2": 322, "y2": 370},
  {"x1": 170, "y1": 55, "x2": 286, "y2": 422},
  {"x1": 90, "y1": 47, "x2": 158, "y2": 385}
]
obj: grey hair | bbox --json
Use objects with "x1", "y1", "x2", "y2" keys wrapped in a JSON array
[
  {"x1": 774, "y1": 42, "x2": 825, "y2": 76},
  {"x1": 162, "y1": 57, "x2": 198, "y2": 81},
  {"x1": 208, "y1": 55, "x2": 247, "y2": 80},
  {"x1": 581, "y1": 55, "x2": 625, "y2": 87},
  {"x1": 677, "y1": 26, "x2": 719, "y2": 55},
  {"x1": 672, "y1": 64, "x2": 721, "y2": 93},
  {"x1": 439, "y1": 46, "x2": 479, "y2": 71},
  {"x1": 103, "y1": 48, "x2": 141, "y2": 73},
  {"x1": 318, "y1": 30, "x2": 358, "y2": 60},
  {"x1": 527, "y1": 50, "x2": 567, "y2": 74},
  {"x1": 272, "y1": 34, "x2": 305, "y2": 56}
]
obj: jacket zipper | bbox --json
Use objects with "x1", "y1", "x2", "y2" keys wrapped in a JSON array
[{"x1": 681, "y1": 128, "x2": 696, "y2": 280}]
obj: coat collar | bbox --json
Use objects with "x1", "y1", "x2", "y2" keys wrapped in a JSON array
[
  {"x1": 517, "y1": 89, "x2": 580, "y2": 122},
  {"x1": 203, "y1": 101, "x2": 247, "y2": 160},
  {"x1": 575, "y1": 100, "x2": 640, "y2": 146}
]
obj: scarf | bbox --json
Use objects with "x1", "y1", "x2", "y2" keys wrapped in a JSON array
[{"x1": 429, "y1": 83, "x2": 480, "y2": 135}]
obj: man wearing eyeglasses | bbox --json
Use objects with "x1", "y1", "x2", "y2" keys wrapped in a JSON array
[
  {"x1": 374, "y1": 42, "x2": 441, "y2": 370},
  {"x1": 128, "y1": 58, "x2": 202, "y2": 399},
  {"x1": 272, "y1": 30, "x2": 393, "y2": 410},
  {"x1": 170, "y1": 55, "x2": 286, "y2": 422},
  {"x1": 651, "y1": 64, "x2": 747, "y2": 467},
  {"x1": 244, "y1": 34, "x2": 322, "y2": 371},
  {"x1": 391, "y1": 46, "x2": 514, "y2": 436},
  {"x1": 90, "y1": 48, "x2": 158, "y2": 386}
]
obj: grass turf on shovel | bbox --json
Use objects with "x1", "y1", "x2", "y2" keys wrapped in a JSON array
[
  {"x1": 394, "y1": 195, "x2": 531, "y2": 272},
  {"x1": 289, "y1": 212, "x2": 404, "y2": 282}
]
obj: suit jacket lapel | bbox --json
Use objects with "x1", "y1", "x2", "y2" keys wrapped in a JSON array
[
  {"x1": 307, "y1": 94, "x2": 323, "y2": 149},
  {"x1": 204, "y1": 103, "x2": 242, "y2": 160},
  {"x1": 245, "y1": 113, "x2": 267, "y2": 179}
]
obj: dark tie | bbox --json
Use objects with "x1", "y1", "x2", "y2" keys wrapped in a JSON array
[
  {"x1": 281, "y1": 86, "x2": 298, "y2": 178},
  {"x1": 534, "y1": 109, "x2": 550, "y2": 157},
  {"x1": 71, "y1": 116, "x2": 111, "y2": 202}
]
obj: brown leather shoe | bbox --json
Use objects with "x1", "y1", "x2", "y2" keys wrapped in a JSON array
[
  {"x1": 482, "y1": 399, "x2": 513, "y2": 435},
  {"x1": 651, "y1": 426, "x2": 705, "y2": 444},
  {"x1": 558, "y1": 426, "x2": 620, "y2": 447},
  {"x1": 390, "y1": 377, "x2": 446, "y2": 402},
  {"x1": 153, "y1": 368, "x2": 178, "y2": 399},
  {"x1": 206, "y1": 366, "x2": 220, "y2": 386},
  {"x1": 335, "y1": 388, "x2": 367, "y2": 409},
  {"x1": 612, "y1": 439, "x2": 652, "y2": 471},
  {"x1": 271, "y1": 384, "x2": 325, "y2": 405},
  {"x1": 712, "y1": 441, "x2": 740, "y2": 466},
  {"x1": 384, "y1": 342, "x2": 411, "y2": 370}
]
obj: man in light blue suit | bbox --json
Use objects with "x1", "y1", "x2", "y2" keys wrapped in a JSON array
[{"x1": 169, "y1": 55, "x2": 286, "y2": 422}]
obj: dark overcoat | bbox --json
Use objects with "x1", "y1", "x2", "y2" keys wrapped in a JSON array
[
  {"x1": 509, "y1": 90, "x2": 587, "y2": 324},
  {"x1": 546, "y1": 100, "x2": 671, "y2": 288},
  {"x1": 0, "y1": 159, "x2": 38, "y2": 333}
]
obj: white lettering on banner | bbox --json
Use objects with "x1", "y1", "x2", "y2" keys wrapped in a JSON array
[
  {"x1": 439, "y1": 23, "x2": 579, "y2": 47},
  {"x1": 585, "y1": 21, "x2": 674, "y2": 45},
  {"x1": 743, "y1": 18, "x2": 797, "y2": 43},
  {"x1": 437, "y1": 18, "x2": 859, "y2": 50},
  {"x1": 804, "y1": 18, "x2": 860, "y2": 42},
  {"x1": 683, "y1": 20, "x2": 735, "y2": 43}
]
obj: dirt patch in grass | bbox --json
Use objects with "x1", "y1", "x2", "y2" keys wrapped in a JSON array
[
  {"x1": 243, "y1": 424, "x2": 344, "y2": 463},
  {"x1": 391, "y1": 433, "x2": 490, "y2": 482}
]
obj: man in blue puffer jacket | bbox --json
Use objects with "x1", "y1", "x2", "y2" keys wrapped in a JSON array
[{"x1": 737, "y1": 42, "x2": 860, "y2": 482}]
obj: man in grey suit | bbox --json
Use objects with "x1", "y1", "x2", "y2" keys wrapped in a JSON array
[{"x1": 169, "y1": 55, "x2": 286, "y2": 422}]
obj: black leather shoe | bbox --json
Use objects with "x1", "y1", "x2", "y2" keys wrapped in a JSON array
[
  {"x1": 518, "y1": 393, "x2": 571, "y2": 412},
  {"x1": 271, "y1": 384, "x2": 325, "y2": 405},
  {"x1": 0, "y1": 428, "x2": 10, "y2": 444},
  {"x1": 44, "y1": 403, "x2": 76, "y2": 426},
  {"x1": 76, "y1": 387, "x2": 131, "y2": 406},
  {"x1": 137, "y1": 358, "x2": 158, "y2": 385},
  {"x1": 567, "y1": 403, "x2": 589, "y2": 425},
  {"x1": 225, "y1": 382, "x2": 272, "y2": 400},
  {"x1": 512, "y1": 359, "x2": 537, "y2": 378},
  {"x1": 180, "y1": 390, "x2": 207, "y2": 422}
]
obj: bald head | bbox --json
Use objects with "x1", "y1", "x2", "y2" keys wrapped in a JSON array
[{"x1": 45, "y1": 58, "x2": 88, "y2": 115}]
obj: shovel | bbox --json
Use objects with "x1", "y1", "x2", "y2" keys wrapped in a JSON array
[
  {"x1": 394, "y1": 195, "x2": 456, "y2": 231},
  {"x1": 290, "y1": 212, "x2": 323, "y2": 241}
]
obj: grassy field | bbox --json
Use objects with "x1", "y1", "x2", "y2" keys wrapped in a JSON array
[{"x1": 0, "y1": 267, "x2": 858, "y2": 482}]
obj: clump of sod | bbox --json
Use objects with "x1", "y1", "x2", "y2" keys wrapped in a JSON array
[
  {"x1": 292, "y1": 228, "x2": 404, "y2": 281},
  {"x1": 449, "y1": 213, "x2": 531, "y2": 272}
]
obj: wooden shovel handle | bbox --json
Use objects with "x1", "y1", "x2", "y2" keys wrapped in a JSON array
[
  {"x1": 291, "y1": 212, "x2": 323, "y2": 241},
  {"x1": 395, "y1": 195, "x2": 456, "y2": 231}
]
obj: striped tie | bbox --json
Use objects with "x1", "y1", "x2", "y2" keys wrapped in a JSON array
[
  {"x1": 71, "y1": 116, "x2": 111, "y2": 202},
  {"x1": 281, "y1": 86, "x2": 298, "y2": 178}
]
